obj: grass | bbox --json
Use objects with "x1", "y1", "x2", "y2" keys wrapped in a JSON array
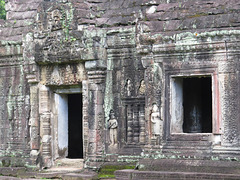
[{"x1": 98, "y1": 165, "x2": 135, "y2": 179}]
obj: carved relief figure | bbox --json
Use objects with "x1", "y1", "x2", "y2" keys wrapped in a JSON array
[
  {"x1": 51, "y1": 10, "x2": 61, "y2": 31},
  {"x1": 108, "y1": 110, "x2": 118, "y2": 146},
  {"x1": 125, "y1": 79, "x2": 133, "y2": 96},
  {"x1": 138, "y1": 79, "x2": 146, "y2": 95},
  {"x1": 151, "y1": 104, "x2": 162, "y2": 137}
]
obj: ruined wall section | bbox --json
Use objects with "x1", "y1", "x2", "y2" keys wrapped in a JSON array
[
  {"x1": 0, "y1": 0, "x2": 44, "y2": 167},
  {"x1": 0, "y1": 41, "x2": 31, "y2": 167},
  {"x1": 1, "y1": 0, "x2": 44, "y2": 41}
]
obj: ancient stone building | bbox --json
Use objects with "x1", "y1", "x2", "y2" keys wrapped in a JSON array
[{"x1": 0, "y1": 0, "x2": 240, "y2": 173}]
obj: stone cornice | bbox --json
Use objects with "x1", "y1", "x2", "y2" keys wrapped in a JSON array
[{"x1": 138, "y1": 40, "x2": 240, "y2": 55}]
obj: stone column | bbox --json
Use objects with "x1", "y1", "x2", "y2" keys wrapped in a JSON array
[
  {"x1": 23, "y1": 32, "x2": 41, "y2": 166},
  {"x1": 86, "y1": 69, "x2": 106, "y2": 160},
  {"x1": 26, "y1": 73, "x2": 40, "y2": 165}
]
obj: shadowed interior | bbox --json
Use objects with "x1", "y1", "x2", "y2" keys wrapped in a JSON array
[
  {"x1": 183, "y1": 77, "x2": 212, "y2": 133},
  {"x1": 68, "y1": 94, "x2": 83, "y2": 158}
]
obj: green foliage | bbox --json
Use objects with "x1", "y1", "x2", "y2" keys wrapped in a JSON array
[
  {"x1": 98, "y1": 165, "x2": 135, "y2": 179},
  {"x1": 0, "y1": 0, "x2": 6, "y2": 20}
]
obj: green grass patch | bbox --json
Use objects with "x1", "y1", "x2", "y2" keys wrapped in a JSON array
[{"x1": 98, "y1": 165, "x2": 135, "y2": 179}]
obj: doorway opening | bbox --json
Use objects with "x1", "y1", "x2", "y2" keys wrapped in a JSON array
[
  {"x1": 68, "y1": 94, "x2": 83, "y2": 158},
  {"x1": 57, "y1": 93, "x2": 83, "y2": 159},
  {"x1": 171, "y1": 76, "x2": 212, "y2": 133}
]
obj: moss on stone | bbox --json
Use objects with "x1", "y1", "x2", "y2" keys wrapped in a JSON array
[{"x1": 188, "y1": 13, "x2": 208, "y2": 18}]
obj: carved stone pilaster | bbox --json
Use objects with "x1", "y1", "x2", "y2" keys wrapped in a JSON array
[
  {"x1": 40, "y1": 113, "x2": 51, "y2": 167},
  {"x1": 39, "y1": 85, "x2": 52, "y2": 168},
  {"x1": 86, "y1": 69, "x2": 106, "y2": 158},
  {"x1": 82, "y1": 80, "x2": 89, "y2": 159},
  {"x1": 88, "y1": 70, "x2": 106, "y2": 84},
  {"x1": 25, "y1": 66, "x2": 40, "y2": 165}
]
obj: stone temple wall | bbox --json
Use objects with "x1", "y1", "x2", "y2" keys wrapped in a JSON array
[
  {"x1": 136, "y1": 0, "x2": 240, "y2": 159},
  {"x1": 0, "y1": 0, "x2": 44, "y2": 167},
  {"x1": 0, "y1": 0, "x2": 239, "y2": 169}
]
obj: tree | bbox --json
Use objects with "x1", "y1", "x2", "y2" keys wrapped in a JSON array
[{"x1": 0, "y1": 0, "x2": 6, "y2": 20}]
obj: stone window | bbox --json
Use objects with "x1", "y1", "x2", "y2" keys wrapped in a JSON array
[{"x1": 170, "y1": 76, "x2": 212, "y2": 133}]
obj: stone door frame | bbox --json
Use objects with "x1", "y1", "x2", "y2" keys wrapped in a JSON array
[{"x1": 38, "y1": 82, "x2": 88, "y2": 167}]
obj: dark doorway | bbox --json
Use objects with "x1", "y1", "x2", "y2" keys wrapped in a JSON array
[
  {"x1": 183, "y1": 77, "x2": 212, "y2": 133},
  {"x1": 67, "y1": 94, "x2": 83, "y2": 158}
]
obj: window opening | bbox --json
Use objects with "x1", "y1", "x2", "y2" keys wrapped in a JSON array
[{"x1": 171, "y1": 76, "x2": 212, "y2": 133}]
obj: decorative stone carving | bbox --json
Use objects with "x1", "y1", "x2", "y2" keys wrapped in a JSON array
[
  {"x1": 108, "y1": 110, "x2": 118, "y2": 146},
  {"x1": 125, "y1": 101, "x2": 145, "y2": 145},
  {"x1": 87, "y1": 69, "x2": 106, "y2": 157},
  {"x1": 138, "y1": 79, "x2": 146, "y2": 96},
  {"x1": 125, "y1": 79, "x2": 133, "y2": 96},
  {"x1": 51, "y1": 10, "x2": 62, "y2": 31},
  {"x1": 151, "y1": 104, "x2": 162, "y2": 137},
  {"x1": 40, "y1": 63, "x2": 87, "y2": 86}
]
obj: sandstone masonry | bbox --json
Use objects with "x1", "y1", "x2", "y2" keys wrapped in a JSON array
[{"x1": 0, "y1": 0, "x2": 239, "y2": 173}]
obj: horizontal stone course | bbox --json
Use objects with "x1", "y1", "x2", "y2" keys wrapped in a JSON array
[
  {"x1": 7, "y1": 11, "x2": 37, "y2": 20},
  {"x1": 115, "y1": 169, "x2": 240, "y2": 180}
]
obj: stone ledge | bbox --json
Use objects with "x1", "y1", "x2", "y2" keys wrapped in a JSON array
[
  {"x1": 0, "y1": 167, "x2": 98, "y2": 180},
  {"x1": 115, "y1": 169, "x2": 240, "y2": 180},
  {"x1": 138, "y1": 159, "x2": 240, "y2": 174}
]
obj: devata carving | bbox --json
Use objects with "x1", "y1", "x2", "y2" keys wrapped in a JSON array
[
  {"x1": 125, "y1": 79, "x2": 133, "y2": 96},
  {"x1": 138, "y1": 79, "x2": 145, "y2": 96},
  {"x1": 151, "y1": 104, "x2": 162, "y2": 137},
  {"x1": 108, "y1": 110, "x2": 118, "y2": 146},
  {"x1": 51, "y1": 10, "x2": 62, "y2": 31}
]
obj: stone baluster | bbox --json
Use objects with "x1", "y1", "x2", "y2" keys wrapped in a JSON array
[
  {"x1": 139, "y1": 104, "x2": 145, "y2": 144},
  {"x1": 127, "y1": 104, "x2": 133, "y2": 144},
  {"x1": 133, "y1": 105, "x2": 139, "y2": 143}
]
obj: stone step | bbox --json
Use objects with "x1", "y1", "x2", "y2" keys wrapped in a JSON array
[
  {"x1": 61, "y1": 172, "x2": 98, "y2": 180},
  {"x1": 114, "y1": 169, "x2": 240, "y2": 180},
  {"x1": 138, "y1": 159, "x2": 240, "y2": 174},
  {"x1": 0, "y1": 167, "x2": 97, "y2": 180},
  {"x1": 53, "y1": 158, "x2": 84, "y2": 168}
]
